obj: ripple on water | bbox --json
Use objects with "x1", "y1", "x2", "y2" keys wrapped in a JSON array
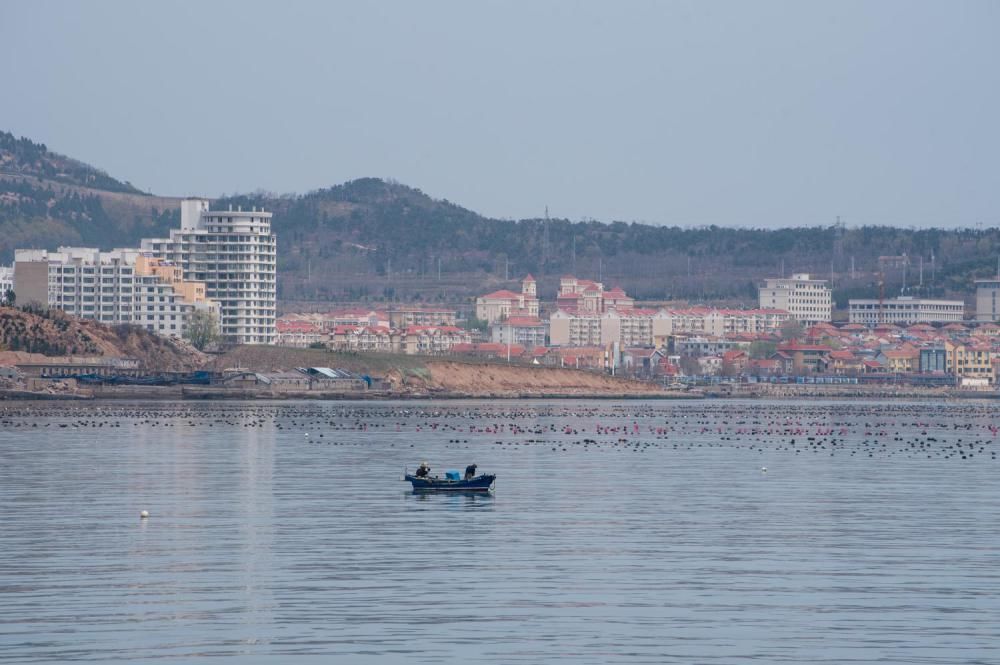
[{"x1": 0, "y1": 399, "x2": 998, "y2": 664}]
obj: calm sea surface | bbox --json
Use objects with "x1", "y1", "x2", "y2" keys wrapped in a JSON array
[{"x1": 1, "y1": 399, "x2": 998, "y2": 664}]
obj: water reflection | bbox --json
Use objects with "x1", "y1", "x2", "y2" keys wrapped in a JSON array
[{"x1": 408, "y1": 491, "x2": 496, "y2": 508}]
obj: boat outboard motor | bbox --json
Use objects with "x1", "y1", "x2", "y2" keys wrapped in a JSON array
[{"x1": 464, "y1": 464, "x2": 477, "y2": 480}]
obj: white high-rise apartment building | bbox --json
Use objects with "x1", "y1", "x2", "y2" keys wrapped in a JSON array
[
  {"x1": 141, "y1": 199, "x2": 277, "y2": 345},
  {"x1": 758, "y1": 273, "x2": 832, "y2": 324}
]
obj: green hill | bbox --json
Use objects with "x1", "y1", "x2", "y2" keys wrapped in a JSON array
[{"x1": 0, "y1": 131, "x2": 144, "y2": 194}]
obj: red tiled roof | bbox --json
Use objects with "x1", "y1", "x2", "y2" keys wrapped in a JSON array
[{"x1": 480, "y1": 290, "x2": 522, "y2": 300}]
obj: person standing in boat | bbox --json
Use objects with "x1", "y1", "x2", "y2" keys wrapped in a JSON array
[
  {"x1": 415, "y1": 462, "x2": 431, "y2": 478},
  {"x1": 464, "y1": 464, "x2": 477, "y2": 480}
]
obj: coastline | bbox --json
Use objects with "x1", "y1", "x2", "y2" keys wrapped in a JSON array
[{"x1": 2, "y1": 384, "x2": 994, "y2": 401}]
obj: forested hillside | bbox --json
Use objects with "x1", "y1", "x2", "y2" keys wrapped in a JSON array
[
  {"x1": 218, "y1": 180, "x2": 1000, "y2": 306},
  {"x1": 0, "y1": 131, "x2": 180, "y2": 259},
  {"x1": 2, "y1": 130, "x2": 998, "y2": 308}
]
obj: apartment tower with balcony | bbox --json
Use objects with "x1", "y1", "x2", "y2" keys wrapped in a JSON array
[{"x1": 141, "y1": 199, "x2": 277, "y2": 344}]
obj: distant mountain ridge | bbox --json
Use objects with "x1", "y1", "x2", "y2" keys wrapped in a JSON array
[{"x1": 2, "y1": 129, "x2": 998, "y2": 308}]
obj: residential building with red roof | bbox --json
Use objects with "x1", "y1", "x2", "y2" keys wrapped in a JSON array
[{"x1": 475, "y1": 275, "x2": 539, "y2": 324}]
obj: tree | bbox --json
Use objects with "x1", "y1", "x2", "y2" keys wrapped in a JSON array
[
  {"x1": 184, "y1": 309, "x2": 220, "y2": 350},
  {"x1": 780, "y1": 319, "x2": 804, "y2": 341},
  {"x1": 749, "y1": 340, "x2": 777, "y2": 359},
  {"x1": 462, "y1": 316, "x2": 489, "y2": 333},
  {"x1": 1, "y1": 289, "x2": 14, "y2": 308}
]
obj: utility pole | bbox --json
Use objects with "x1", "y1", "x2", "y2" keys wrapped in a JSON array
[
  {"x1": 438, "y1": 257, "x2": 441, "y2": 281},
  {"x1": 572, "y1": 235, "x2": 576, "y2": 274},
  {"x1": 542, "y1": 206, "x2": 550, "y2": 270},
  {"x1": 878, "y1": 271, "x2": 885, "y2": 325},
  {"x1": 919, "y1": 256, "x2": 924, "y2": 287},
  {"x1": 851, "y1": 256, "x2": 855, "y2": 280}
]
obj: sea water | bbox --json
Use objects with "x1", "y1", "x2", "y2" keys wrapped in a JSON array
[{"x1": 0, "y1": 399, "x2": 997, "y2": 664}]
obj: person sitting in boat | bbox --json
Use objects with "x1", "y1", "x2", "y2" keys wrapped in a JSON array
[
  {"x1": 415, "y1": 462, "x2": 431, "y2": 478},
  {"x1": 464, "y1": 463, "x2": 477, "y2": 480}
]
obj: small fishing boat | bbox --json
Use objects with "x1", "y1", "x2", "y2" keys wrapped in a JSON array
[{"x1": 404, "y1": 463, "x2": 495, "y2": 492}]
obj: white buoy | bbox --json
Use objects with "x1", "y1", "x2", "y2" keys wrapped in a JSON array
[{"x1": 140, "y1": 510, "x2": 149, "y2": 519}]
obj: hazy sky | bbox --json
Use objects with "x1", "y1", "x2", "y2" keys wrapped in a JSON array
[{"x1": 2, "y1": 1, "x2": 997, "y2": 228}]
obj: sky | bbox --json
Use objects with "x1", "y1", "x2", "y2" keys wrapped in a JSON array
[{"x1": 1, "y1": 0, "x2": 997, "y2": 228}]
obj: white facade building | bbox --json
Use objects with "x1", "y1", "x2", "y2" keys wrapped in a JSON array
[
  {"x1": 975, "y1": 279, "x2": 1000, "y2": 322},
  {"x1": 141, "y1": 199, "x2": 277, "y2": 345},
  {"x1": 758, "y1": 274, "x2": 832, "y2": 324},
  {"x1": 13, "y1": 247, "x2": 218, "y2": 336},
  {"x1": 848, "y1": 297, "x2": 965, "y2": 325},
  {"x1": 549, "y1": 308, "x2": 658, "y2": 348}
]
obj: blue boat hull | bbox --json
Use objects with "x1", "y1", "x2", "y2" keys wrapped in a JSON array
[{"x1": 405, "y1": 473, "x2": 496, "y2": 492}]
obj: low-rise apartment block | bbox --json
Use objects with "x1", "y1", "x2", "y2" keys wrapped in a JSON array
[
  {"x1": 14, "y1": 247, "x2": 219, "y2": 337},
  {"x1": 656, "y1": 307, "x2": 790, "y2": 337},
  {"x1": 490, "y1": 316, "x2": 547, "y2": 348},
  {"x1": 848, "y1": 297, "x2": 965, "y2": 325},
  {"x1": 386, "y1": 305, "x2": 457, "y2": 328}
]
